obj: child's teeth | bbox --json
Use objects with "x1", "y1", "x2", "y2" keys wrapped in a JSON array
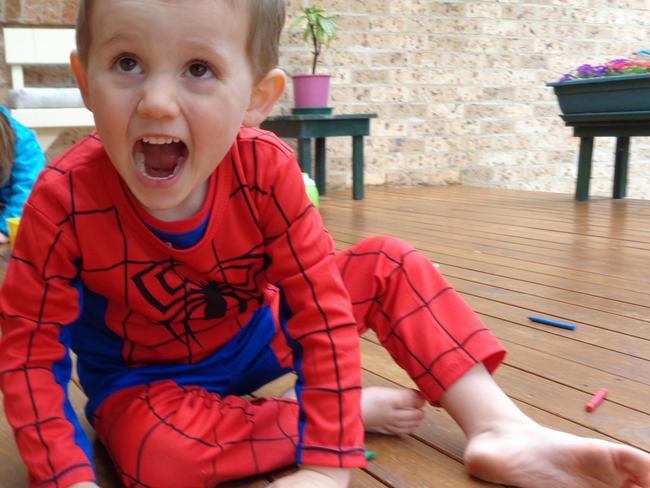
[{"x1": 142, "y1": 136, "x2": 177, "y2": 144}]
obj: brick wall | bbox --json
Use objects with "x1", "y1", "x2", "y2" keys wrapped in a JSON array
[{"x1": 3, "y1": 0, "x2": 650, "y2": 198}]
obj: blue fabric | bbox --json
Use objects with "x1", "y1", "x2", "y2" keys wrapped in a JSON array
[
  {"x1": 277, "y1": 289, "x2": 306, "y2": 464},
  {"x1": 0, "y1": 106, "x2": 46, "y2": 235},
  {"x1": 71, "y1": 285, "x2": 290, "y2": 423},
  {"x1": 148, "y1": 215, "x2": 210, "y2": 249},
  {"x1": 52, "y1": 322, "x2": 95, "y2": 467}
]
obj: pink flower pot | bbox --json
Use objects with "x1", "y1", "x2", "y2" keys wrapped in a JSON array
[{"x1": 292, "y1": 74, "x2": 331, "y2": 108}]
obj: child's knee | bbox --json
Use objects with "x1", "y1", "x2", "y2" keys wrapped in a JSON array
[
  {"x1": 100, "y1": 396, "x2": 216, "y2": 487},
  {"x1": 355, "y1": 235, "x2": 414, "y2": 257}
]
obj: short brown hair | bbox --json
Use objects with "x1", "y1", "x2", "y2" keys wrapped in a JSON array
[
  {"x1": 75, "y1": 0, "x2": 285, "y2": 81},
  {"x1": 0, "y1": 111, "x2": 17, "y2": 187}
]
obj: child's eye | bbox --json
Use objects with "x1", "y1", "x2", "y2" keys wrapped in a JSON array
[
  {"x1": 115, "y1": 56, "x2": 141, "y2": 74},
  {"x1": 186, "y1": 62, "x2": 214, "y2": 79}
]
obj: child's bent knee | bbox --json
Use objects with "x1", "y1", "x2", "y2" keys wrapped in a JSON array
[{"x1": 355, "y1": 235, "x2": 413, "y2": 256}]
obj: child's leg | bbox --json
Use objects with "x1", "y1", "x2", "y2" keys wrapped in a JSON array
[
  {"x1": 336, "y1": 236, "x2": 650, "y2": 488},
  {"x1": 93, "y1": 381, "x2": 300, "y2": 488},
  {"x1": 334, "y1": 235, "x2": 506, "y2": 402},
  {"x1": 442, "y1": 362, "x2": 650, "y2": 488}
]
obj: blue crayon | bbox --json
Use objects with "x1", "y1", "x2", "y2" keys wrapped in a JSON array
[{"x1": 528, "y1": 316, "x2": 576, "y2": 331}]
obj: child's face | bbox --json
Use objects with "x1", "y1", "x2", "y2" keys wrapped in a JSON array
[{"x1": 74, "y1": 0, "x2": 260, "y2": 220}]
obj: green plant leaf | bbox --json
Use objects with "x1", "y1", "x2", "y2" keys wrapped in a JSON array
[
  {"x1": 318, "y1": 17, "x2": 337, "y2": 39},
  {"x1": 289, "y1": 6, "x2": 338, "y2": 73}
]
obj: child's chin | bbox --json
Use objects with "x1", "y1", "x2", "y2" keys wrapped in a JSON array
[{"x1": 138, "y1": 196, "x2": 188, "y2": 220}]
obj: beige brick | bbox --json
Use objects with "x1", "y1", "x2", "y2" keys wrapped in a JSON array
[
  {"x1": 5, "y1": 0, "x2": 20, "y2": 21},
  {"x1": 329, "y1": 51, "x2": 373, "y2": 69},
  {"x1": 501, "y1": 4, "x2": 564, "y2": 21},
  {"x1": 336, "y1": 15, "x2": 371, "y2": 32},
  {"x1": 465, "y1": 103, "x2": 534, "y2": 119},
  {"x1": 482, "y1": 19, "x2": 528, "y2": 37},
  {"x1": 348, "y1": 0, "x2": 390, "y2": 15},
  {"x1": 328, "y1": 67, "x2": 352, "y2": 84},
  {"x1": 480, "y1": 120, "x2": 515, "y2": 135},
  {"x1": 370, "y1": 51, "x2": 408, "y2": 68},
  {"x1": 352, "y1": 69, "x2": 390, "y2": 84},
  {"x1": 424, "y1": 136, "x2": 464, "y2": 153},
  {"x1": 367, "y1": 15, "x2": 410, "y2": 33},
  {"x1": 464, "y1": 3, "x2": 502, "y2": 19},
  {"x1": 426, "y1": 103, "x2": 464, "y2": 119},
  {"x1": 533, "y1": 104, "x2": 562, "y2": 117},
  {"x1": 364, "y1": 85, "x2": 411, "y2": 104},
  {"x1": 62, "y1": 0, "x2": 78, "y2": 24},
  {"x1": 460, "y1": 166, "x2": 496, "y2": 185},
  {"x1": 20, "y1": 0, "x2": 50, "y2": 23},
  {"x1": 430, "y1": 18, "x2": 484, "y2": 35},
  {"x1": 334, "y1": 103, "x2": 388, "y2": 117}
]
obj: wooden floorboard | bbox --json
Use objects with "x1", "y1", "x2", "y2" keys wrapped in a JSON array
[{"x1": 2, "y1": 186, "x2": 650, "y2": 487}]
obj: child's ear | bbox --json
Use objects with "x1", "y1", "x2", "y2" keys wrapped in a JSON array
[
  {"x1": 70, "y1": 51, "x2": 93, "y2": 111},
  {"x1": 242, "y1": 68, "x2": 286, "y2": 127}
]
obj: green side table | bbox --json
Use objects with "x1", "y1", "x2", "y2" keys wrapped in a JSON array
[
  {"x1": 561, "y1": 112, "x2": 650, "y2": 201},
  {"x1": 261, "y1": 113, "x2": 377, "y2": 200}
]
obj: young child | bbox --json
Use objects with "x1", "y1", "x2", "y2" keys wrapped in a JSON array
[
  {"x1": 0, "y1": 106, "x2": 46, "y2": 244},
  {"x1": 1, "y1": 1, "x2": 650, "y2": 488}
]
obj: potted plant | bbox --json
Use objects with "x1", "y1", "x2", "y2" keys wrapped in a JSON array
[
  {"x1": 547, "y1": 54, "x2": 650, "y2": 116},
  {"x1": 289, "y1": 6, "x2": 338, "y2": 113}
]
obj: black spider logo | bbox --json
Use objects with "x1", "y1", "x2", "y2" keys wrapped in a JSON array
[{"x1": 131, "y1": 257, "x2": 266, "y2": 345}]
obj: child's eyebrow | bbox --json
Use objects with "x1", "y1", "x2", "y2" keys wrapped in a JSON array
[
  {"x1": 183, "y1": 39, "x2": 229, "y2": 63},
  {"x1": 100, "y1": 31, "x2": 144, "y2": 48}
]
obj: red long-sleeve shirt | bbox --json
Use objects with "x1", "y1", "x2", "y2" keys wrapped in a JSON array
[{"x1": 0, "y1": 128, "x2": 365, "y2": 487}]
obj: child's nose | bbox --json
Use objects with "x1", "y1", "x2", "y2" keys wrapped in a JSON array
[{"x1": 137, "y1": 76, "x2": 180, "y2": 120}]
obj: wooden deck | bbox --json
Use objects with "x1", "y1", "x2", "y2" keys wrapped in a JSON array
[{"x1": 2, "y1": 186, "x2": 650, "y2": 487}]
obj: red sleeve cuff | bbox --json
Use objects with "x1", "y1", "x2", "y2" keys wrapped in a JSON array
[
  {"x1": 300, "y1": 448, "x2": 367, "y2": 469},
  {"x1": 49, "y1": 466, "x2": 96, "y2": 488}
]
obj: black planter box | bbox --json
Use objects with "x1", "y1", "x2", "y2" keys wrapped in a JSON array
[{"x1": 547, "y1": 73, "x2": 650, "y2": 115}]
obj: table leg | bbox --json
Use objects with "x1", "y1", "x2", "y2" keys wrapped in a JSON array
[
  {"x1": 315, "y1": 137, "x2": 326, "y2": 195},
  {"x1": 352, "y1": 136, "x2": 364, "y2": 200},
  {"x1": 613, "y1": 136, "x2": 629, "y2": 199},
  {"x1": 575, "y1": 136, "x2": 594, "y2": 201},
  {"x1": 297, "y1": 138, "x2": 312, "y2": 177}
]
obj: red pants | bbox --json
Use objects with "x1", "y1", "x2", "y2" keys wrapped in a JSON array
[{"x1": 94, "y1": 236, "x2": 505, "y2": 487}]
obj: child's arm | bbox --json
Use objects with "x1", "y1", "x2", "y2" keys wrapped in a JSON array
[
  {"x1": 255, "y1": 140, "x2": 366, "y2": 471},
  {"x1": 0, "y1": 112, "x2": 46, "y2": 235},
  {"x1": 0, "y1": 203, "x2": 97, "y2": 486}
]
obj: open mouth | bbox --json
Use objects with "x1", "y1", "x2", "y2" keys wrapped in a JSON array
[{"x1": 133, "y1": 136, "x2": 188, "y2": 180}]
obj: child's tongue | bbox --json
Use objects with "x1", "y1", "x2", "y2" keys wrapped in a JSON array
[{"x1": 135, "y1": 140, "x2": 185, "y2": 178}]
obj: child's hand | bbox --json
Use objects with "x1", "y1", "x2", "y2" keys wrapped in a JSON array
[
  {"x1": 269, "y1": 466, "x2": 351, "y2": 488},
  {"x1": 0, "y1": 232, "x2": 9, "y2": 244},
  {"x1": 68, "y1": 483, "x2": 100, "y2": 488}
]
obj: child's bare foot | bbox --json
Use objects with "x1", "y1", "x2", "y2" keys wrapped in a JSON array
[
  {"x1": 281, "y1": 385, "x2": 425, "y2": 435},
  {"x1": 361, "y1": 386, "x2": 425, "y2": 435},
  {"x1": 464, "y1": 422, "x2": 650, "y2": 488}
]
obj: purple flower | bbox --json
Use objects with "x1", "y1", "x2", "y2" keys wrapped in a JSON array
[
  {"x1": 577, "y1": 64, "x2": 594, "y2": 77},
  {"x1": 592, "y1": 66, "x2": 608, "y2": 76},
  {"x1": 557, "y1": 54, "x2": 650, "y2": 82}
]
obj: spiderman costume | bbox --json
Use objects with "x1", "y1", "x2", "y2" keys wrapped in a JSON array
[{"x1": 0, "y1": 128, "x2": 505, "y2": 487}]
